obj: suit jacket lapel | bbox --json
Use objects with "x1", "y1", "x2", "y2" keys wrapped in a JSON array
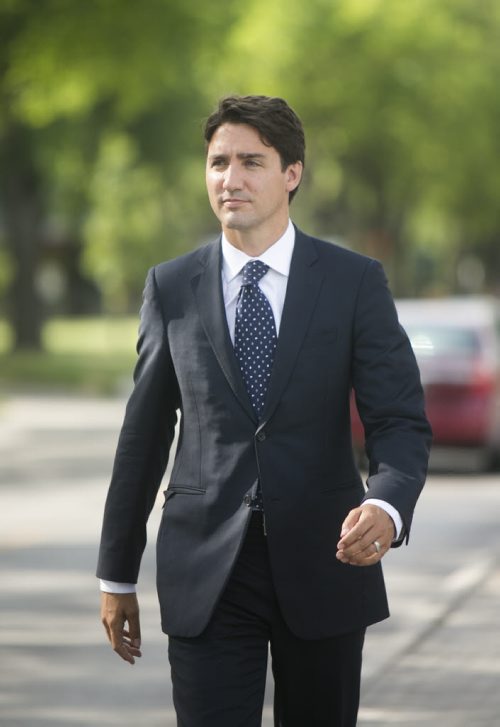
[
  {"x1": 260, "y1": 229, "x2": 324, "y2": 425},
  {"x1": 191, "y1": 230, "x2": 323, "y2": 427},
  {"x1": 191, "y1": 239, "x2": 257, "y2": 422}
]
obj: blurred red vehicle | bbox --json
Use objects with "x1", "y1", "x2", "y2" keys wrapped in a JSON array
[{"x1": 351, "y1": 297, "x2": 500, "y2": 470}]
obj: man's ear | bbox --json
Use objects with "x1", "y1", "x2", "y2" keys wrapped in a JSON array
[{"x1": 286, "y1": 161, "x2": 303, "y2": 193}]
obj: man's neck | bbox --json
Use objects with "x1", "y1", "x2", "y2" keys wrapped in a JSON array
[{"x1": 222, "y1": 219, "x2": 289, "y2": 257}]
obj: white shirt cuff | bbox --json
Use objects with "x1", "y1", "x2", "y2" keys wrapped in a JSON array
[
  {"x1": 362, "y1": 499, "x2": 403, "y2": 540},
  {"x1": 100, "y1": 579, "x2": 136, "y2": 594}
]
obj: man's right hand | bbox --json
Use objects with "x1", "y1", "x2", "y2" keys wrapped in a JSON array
[{"x1": 101, "y1": 592, "x2": 142, "y2": 665}]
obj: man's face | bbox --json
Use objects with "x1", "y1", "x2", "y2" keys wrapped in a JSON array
[{"x1": 206, "y1": 123, "x2": 302, "y2": 242}]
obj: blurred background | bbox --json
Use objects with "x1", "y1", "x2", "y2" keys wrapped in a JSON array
[
  {"x1": 1, "y1": 1, "x2": 500, "y2": 725},
  {"x1": 1, "y1": 0, "x2": 500, "y2": 387}
]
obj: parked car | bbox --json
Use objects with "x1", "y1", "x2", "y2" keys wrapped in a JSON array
[{"x1": 351, "y1": 297, "x2": 500, "y2": 470}]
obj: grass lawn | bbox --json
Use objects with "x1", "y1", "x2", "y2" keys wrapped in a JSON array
[{"x1": 0, "y1": 317, "x2": 138, "y2": 395}]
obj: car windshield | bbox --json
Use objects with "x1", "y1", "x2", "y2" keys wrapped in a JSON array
[{"x1": 404, "y1": 326, "x2": 481, "y2": 358}]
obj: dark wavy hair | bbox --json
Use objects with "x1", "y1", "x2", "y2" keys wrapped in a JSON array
[{"x1": 204, "y1": 95, "x2": 305, "y2": 202}]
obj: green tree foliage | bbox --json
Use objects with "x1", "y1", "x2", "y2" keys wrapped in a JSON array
[
  {"x1": 218, "y1": 0, "x2": 500, "y2": 293},
  {"x1": 0, "y1": 0, "x2": 237, "y2": 347},
  {"x1": 1, "y1": 0, "x2": 500, "y2": 351}
]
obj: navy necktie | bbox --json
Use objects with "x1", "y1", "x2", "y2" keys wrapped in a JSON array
[
  {"x1": 234, "y1": 260, "x2": 277, "y2": 513},
  {"x1": 234, "y1": 260, "x2": 278, "y2": 420}
]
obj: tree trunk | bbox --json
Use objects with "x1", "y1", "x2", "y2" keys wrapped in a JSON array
[{"x1": 1, "y1": 123, "x2": 45, "y2": 351}]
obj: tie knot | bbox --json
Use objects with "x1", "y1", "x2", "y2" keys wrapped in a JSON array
[{"x1": 241, "y1": 260, "x2": 269, "y2": 287}]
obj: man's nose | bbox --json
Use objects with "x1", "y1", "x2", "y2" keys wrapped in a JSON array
[{"x1": 222, "y1": 163, "x2": 243, "y2": 191}]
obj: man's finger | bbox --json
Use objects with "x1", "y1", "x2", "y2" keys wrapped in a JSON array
[
  {"x1": 101, "y1": 617, "x2": 112, "y2": 644},
  {"x1": 126, "y1": 610, "x2": 142, "y2": 649},
  {"x1": 338, "y1": 507, "x2": 374, "y2": 548},
  {"x1": 339, "y1": 506, "x2": 363, "y2": 538},
  {"x1": 337, "y1": 537, "x2": 388, "y2": 565},
  {"x1": 123, "y1": 628, "x2": 142, "y2": 648},
  {"x1": 110, "y1": 624, "x2": 142, "y2": 664},
  {"x1": 336, "y1": 504, "x2": 395, "y2": 565},
  {"x1": 336, "y1": 535, "x2": 376, "y2": 563},
  {"x1": 101, "y1": 592, "x2": 142, "y2": 664}
]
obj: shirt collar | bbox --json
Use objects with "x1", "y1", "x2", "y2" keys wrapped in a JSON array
[{"x1": 221, "y1": 220, "x2": 295, "y2": 284}]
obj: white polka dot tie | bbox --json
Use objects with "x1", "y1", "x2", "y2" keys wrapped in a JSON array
[{"x1": 234, "y1": 260, "x2": 277, "y2": 420}]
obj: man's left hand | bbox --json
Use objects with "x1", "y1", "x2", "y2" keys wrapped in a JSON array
[{"x1": 336, "y1": 504, "x2": 395, "y2": 566}]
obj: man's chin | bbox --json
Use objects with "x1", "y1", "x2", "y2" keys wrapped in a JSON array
[{"x1": 221, "y1": 213, "x2": 253, "y2": 230}]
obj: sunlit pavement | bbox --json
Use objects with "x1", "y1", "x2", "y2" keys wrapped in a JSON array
[
  {"x1": 360, "y1": 568, "x2": 500, "y2": 725},
  {"x1": 1, "y1": 394, "x2": 500, "y2": 726}
]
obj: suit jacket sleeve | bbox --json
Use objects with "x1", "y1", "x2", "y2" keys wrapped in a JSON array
[
  {"x1": 351, "y1": 260, "x2": 432, "y2": 545},
  {"x1": 96, "y1": 267, "x2": 180, "y2": 582}
]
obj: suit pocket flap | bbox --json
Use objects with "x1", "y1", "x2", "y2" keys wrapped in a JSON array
[{"x1": 164, "y1": 485, "x2": 205, "y2": 501}]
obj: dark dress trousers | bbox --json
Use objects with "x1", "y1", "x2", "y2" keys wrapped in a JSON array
[{"x1": 97, "y1": 228, "x2": 431, "y2": 643}]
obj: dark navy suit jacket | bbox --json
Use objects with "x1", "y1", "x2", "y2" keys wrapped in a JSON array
[{"x1": 97, "y1": 228, "x2": 431, "y2": 639}]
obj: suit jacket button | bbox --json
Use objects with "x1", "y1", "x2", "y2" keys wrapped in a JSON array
[
  {"x1": 256, "y1": 431, "x2": 266, "y2": 442},
  {"x1": 243, "y1": 494, "x2": 253, "y2": 506}
]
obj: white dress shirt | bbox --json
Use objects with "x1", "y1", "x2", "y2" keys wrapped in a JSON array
[{"x1": 100, "y1": 220, "x2": 402, "y2": 593}]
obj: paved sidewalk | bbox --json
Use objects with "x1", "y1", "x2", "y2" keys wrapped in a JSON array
[
  {"x1": 359, "y1": 563, "x2": 500, "y2": 726},
  {"x1": 2, "y1": 394, "x2": 500, "y2": 726}
]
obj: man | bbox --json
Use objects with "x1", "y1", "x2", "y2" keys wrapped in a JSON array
[{"x1": 98, "y1": 95, "x2": 431, "y2": 726}]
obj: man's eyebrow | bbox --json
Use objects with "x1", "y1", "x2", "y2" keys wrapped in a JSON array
[
  {"x1": 207, "y1": 152, "x2": 266, "y2": 160},
  {"x1": 237, "y1": 152, "x2": 266, "y2": 160}
]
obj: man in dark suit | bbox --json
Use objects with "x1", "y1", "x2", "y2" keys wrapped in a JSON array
[{"x1": 98, "y1": 95, "x2": 431, "y2": 726}]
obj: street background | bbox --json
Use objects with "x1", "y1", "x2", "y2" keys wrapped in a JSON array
[
  {"x1": 2, "y1": 2, "x2": 500, "y2": 725},
  {"x1": 1, "y1": 393, "x2": 500, "y2": 726},
  {"x1": 2, "y1": 1, "x2": 500, "y2": 361}
]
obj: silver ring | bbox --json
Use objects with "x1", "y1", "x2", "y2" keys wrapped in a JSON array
[{"x1": 373, "y1": 540, "x2": 381, "y2": 554}]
